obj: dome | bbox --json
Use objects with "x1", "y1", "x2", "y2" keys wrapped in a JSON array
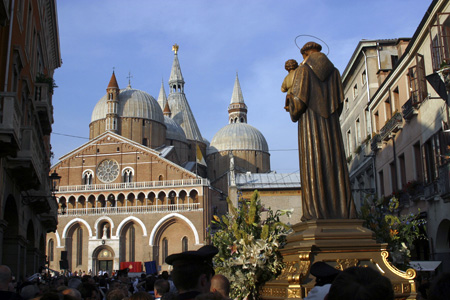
[
  {"x1": 91, "y1": 87, "x2": 164, "y2": 123},
  {"x1": 164, "y1": 116, "x2": 187, "y2": 142},
  {"x1": 207, "y1": 123, "x2": 269, "y2": 155}
]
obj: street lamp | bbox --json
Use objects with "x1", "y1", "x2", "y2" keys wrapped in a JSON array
[{"x1": 49, "y1": 171, "x2": 63, "y2": 214}]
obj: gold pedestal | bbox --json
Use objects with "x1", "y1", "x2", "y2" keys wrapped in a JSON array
[{"x1": 262, "y1": 219, "x2": 417, "y2": 299}]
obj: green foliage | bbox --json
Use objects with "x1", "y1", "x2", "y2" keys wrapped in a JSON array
[
  {"x1": 36, "y1": 73, "x2": 58, "y2": 94},
  {"x1": 359, "y1": 196, "x2": 427, "y2": 269},
  {"x1": 210, "y1": 190, "x2": 292, "y2": 300}
]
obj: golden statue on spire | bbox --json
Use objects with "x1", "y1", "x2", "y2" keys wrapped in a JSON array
[{"x1": 172, "y1": 44, "x2": 179, "y2": 54}]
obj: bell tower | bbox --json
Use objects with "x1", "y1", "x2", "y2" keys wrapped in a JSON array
[
  {"x1": 105, "y1": 71, "x2": 119, "y2": 132},
  {"x1": 228, "y1": 73, "x2": 247, "y2": 124}
]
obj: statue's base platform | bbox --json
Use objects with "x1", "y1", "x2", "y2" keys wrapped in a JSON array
[{"x1": 261, "y1": 219, "x2": 417, "y2": 299}]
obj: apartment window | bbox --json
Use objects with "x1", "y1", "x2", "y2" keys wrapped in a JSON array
[
  {"x1": 422, "y1": 132, "x2": 446, "y2": 183},
  {"x1": 408, "y1": 54, "x2": 428, "y2": 105},
  {"x1": 346, "y1": 129, "x2": 352, "y2": 155},
  {"x1": 413, "y1": 142, "x2": 424, "y2": 183},
  {"x1": 391, "y1": 55, "x2": 399, "y2": 68},
  {"x1": 345, "y1": 98, "x2": 349, "y2": 111},
  {"x1": 384, "y1": 97, "x2": 392, "y2": 121},
  {"x1": 390, "y1": 162, "x2": 398, "y2": 193},
  {"x1": 353, "y1": 84, "x2": 358, "y2": 99},
  {"x1": 361, "y1": 70, "x2": 366, "y2": 86},
  {"x1": 355, "y1": 118, "x2": 361, "y2": 145},
  {"x1": 379, "y1": 170, "x2": 385, "y2": 197},
  {"x1": 399, "y1": 153, "x2": 407, "y2": 189},
  {"x1": 430, "y1": 13, "x2": 450, "y2": 71},
  {"x1": 374, "y1": 111, "x2": 380, "y2": 133},
  {"x1": 392, "y1": 87, "x2": 400, "y2": 113}
]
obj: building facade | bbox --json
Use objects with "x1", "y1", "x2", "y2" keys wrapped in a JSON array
[
  {"x1": 342, "y1": 0, "x2": 450, "y2": 271},
  {"x1": 0, "y1": 0, "x2": 61, "y2": 279},
  {"x1": 341, "y1": 39, "x2": 409, "y2": 209}
]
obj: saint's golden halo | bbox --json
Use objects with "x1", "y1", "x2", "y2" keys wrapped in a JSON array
[{"x1": 294, "y1": 35, "x2": 330, "y2": 56}]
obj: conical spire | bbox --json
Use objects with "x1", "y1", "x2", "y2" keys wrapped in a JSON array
[
  {"x1": 167, "y1": 44, "x2": 203, "y2": 142},
  {"x1": 107, "y1": 71, "x2": 119, "y2": 90},
  {"x1": 169, "y1": 44, "x2": 185, "y2": 89},
  {"x1": 157, "y1": 79, "x2": 168, "y2": 110},
  {"x1": 163, "y1": 101, "x2": 171, "y2": 117},
  {"x1": 228, "y1": 73, "x2": 248, "y2": 124},
  {"x1": 230, "y1": 73, "x2": 245, "y2": 104}
]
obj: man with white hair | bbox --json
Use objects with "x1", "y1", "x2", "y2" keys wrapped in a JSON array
[{"x1": 0, "y1": 265, "x2": 22, "y2": 299}]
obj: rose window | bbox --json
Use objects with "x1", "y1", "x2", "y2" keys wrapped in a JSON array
[{"x1": 97, "y1": 159, "x2": 119, "y2": 183}]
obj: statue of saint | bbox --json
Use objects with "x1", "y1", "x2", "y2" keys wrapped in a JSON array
[
  {"x1": 102, "y1": 225, "x2": 109, "y2": 239},
  {"x1": 284, "y1": 41, "x2": 357, "y2": 221}
]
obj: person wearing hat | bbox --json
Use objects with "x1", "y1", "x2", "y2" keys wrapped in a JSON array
[
  {"x1": 165, "y1": 245, "x2": 218, "y2": 300},
  {"x1": 304, "y1": 261, "x2": 341, "y2": 300}
]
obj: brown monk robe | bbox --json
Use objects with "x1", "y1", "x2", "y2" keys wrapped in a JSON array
[{"x1": 285, "y1": 42, "x2": 357, "y2": 220}]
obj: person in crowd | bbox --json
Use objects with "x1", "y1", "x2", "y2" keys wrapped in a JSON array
[
  {"x1": 154, "y1": 279, "x2": 170, "y2": 300},
  {"x1": 326, "y1": 266, "x2": 394, "y2": 300},
  {"x1": 305, "y1": 261, "x2": 341, "y2": 300},
  {"x1": 0, "y1": 265, "x2": 23, "y2": 300},
  {"x1": 129, "y1": 291, "x2": 154, "y2": 300},
  {"x1": 165, "y1": 245, "x2": 218, "y2": 300},
  {"x1": 106, "y1": 288, "x2": 128, "y2": 300},
  {"x1": 20, "y1": 284, "x2": 39, "y2": 300},
  {"x1": 78, "y1": 282, "x2": 100, "y2": 300},
  {"x1": 62, "y1": 288, "x2": 82, "y2": 300},
  {"x1": 428, "y1": 272, "x2": 450, "y2": 300},
  {"x1": 210, "y1": 275, "x2": 230, "y2": 300}
]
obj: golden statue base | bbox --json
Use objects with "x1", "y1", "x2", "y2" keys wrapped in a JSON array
[{"x1": 261, "y1": 219, "x2": 417, "y2": 299}]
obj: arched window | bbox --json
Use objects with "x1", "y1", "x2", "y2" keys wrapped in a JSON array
[
  {"x1": 182, "y1": 236, "x2": 188, "y2": 252},
  {"x1": 162, "y1": 238, "x2": 168, "y2": 264},
  {"x1": 83, "y1": 171, "x2": 93, "y2": 185},
  {"x1": 129, "y1": 225, "x2": 135, "y2": 262},
  {"x1": 158, "y1": 175, "x2": 164, "y2": 181},
  {"x1": 76, "y1": 228, "x2": 83, "y2": 266},
  {"x1": 48, "y1": 239, "x2": 54, "y2": 262},
  {"x1": 123, "y1": 168, "x2": 134, "y2": 183}
]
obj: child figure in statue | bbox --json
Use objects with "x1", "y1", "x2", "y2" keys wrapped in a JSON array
[{"x1": 281, "y1": 59, "x2": 299, "y2": 110}]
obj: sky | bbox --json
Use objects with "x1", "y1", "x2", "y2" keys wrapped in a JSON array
[{"x1": 52, "y1": 0, "x2": 433, "y2": 174}]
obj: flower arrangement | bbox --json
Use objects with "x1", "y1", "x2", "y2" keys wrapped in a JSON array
[
  {"x1": 210, "y1": 190, "x2": 292, "y2": 300},
  {"x1": 359, "y1": 196, "x2": 427, "y2": 269}
]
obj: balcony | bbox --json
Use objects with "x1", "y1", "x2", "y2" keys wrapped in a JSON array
[
  {"x1": 380, "y1": 112, "x2": 403, "y2": 141},
  {"x1": 401, "y1": 96, "x2": 419, "y2": 120},
  {"x1": 34, "y1": 83, "x2": 53, "y2": 135},
  {"x1": 371, "y1": 134, "x2": 382, "y2": 152},
  {"x1": 7, "y1": 127, "x2": 46, "y2": 190},
  {"x1": 58, "y1": 203, "x2": 202, "y2": 217},
  {"x1": 0, "y1": 93, "x2": 21, "y2": 157},
  {"x1": 56, "y1": 178, "x2": 210, "y2": 193}
]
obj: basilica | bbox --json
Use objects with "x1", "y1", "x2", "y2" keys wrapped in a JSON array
[{"x1": 46, "y1": 46, "x2": 276, "y2": 274}]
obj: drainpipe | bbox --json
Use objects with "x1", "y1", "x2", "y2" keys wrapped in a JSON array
[{"x1": 3, "y1": 0, "x2": 15, "y2": 92}]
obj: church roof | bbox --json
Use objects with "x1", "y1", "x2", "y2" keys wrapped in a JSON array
[
  {"x1": 235, "y1": 172, "x2": 301, "y2": 189},
  {"x1": 207, "y1": 123, "x2": 269, "y2": 155},
  {"x1": 169, "y1": 53, "x2": 185, "y2": 85},
  {"x1": 91, "y1": 86, "x2": 164, "y2": 123},
  {"x1": 164, "y1": 116, "x2": 187, "y2": 142},
  {"x1": 230, "y1": 73, "x2": 245, "y2": 105},
  {"x1": 107, "y1": 71, "x2": 119, "y2": 89}
]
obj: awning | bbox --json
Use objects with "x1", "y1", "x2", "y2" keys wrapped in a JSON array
[{"x1": 409, "y1": 261, "x2": 441, "y2": 271}]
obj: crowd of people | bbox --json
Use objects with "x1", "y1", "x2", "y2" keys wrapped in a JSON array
[{"x1": 0, "y1": 246, "x2": 448, "y2": 300}]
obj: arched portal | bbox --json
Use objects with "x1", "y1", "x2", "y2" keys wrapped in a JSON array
[{"x1": 92, "y1": 246, "x2": 115, "y2": 276}]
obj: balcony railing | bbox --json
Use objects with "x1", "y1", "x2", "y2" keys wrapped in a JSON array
[
  {"x1": 402, "y1": 96, "x2": 419, "y2": 120},
  {"x1": 380, "y1": 112, "x2": 403, "y2": 141},
  {"x1": 0, "y1": 93, "x2": 21, "y2": 155},
  {"x1": 371, "y1": 134, "x2": 382, "y2": 152},
  {"x1": 56, "y1": 178, "x2": 210, "y2": 193},
  {"x1": 34, "y1": 83, "x2": 53, "y2": 135},
  {"x1": 58, "y1": 203, "x2": 202, "y2": 216}
]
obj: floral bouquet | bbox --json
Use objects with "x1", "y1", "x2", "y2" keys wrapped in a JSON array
[{"x1": 210, "y1": 190, "x2": 292, "y2": 300}]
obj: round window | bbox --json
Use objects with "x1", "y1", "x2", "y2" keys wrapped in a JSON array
[{"x1": 97, "y1": 159, "x2": 120, "y2": 183}]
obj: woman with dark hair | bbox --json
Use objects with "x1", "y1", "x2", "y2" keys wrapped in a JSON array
[{"x1": 326, "y1": 266, "x2": 394, "y2": 300}]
